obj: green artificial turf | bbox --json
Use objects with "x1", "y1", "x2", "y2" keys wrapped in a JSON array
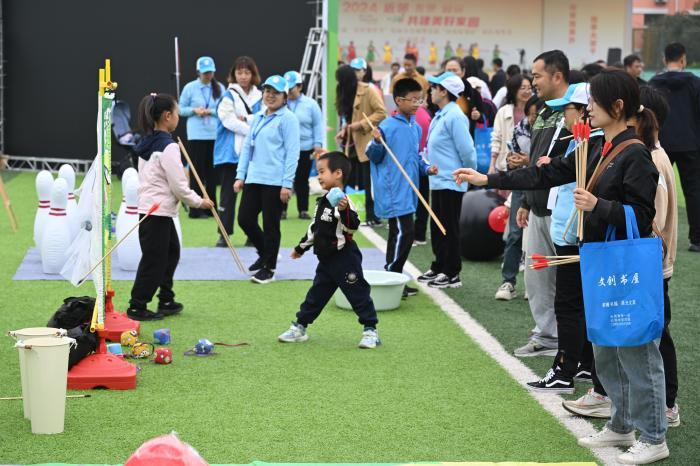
[
  {"x1": 386, "y1": 179, "x2": 698, "y2": 465},
  {"x1": 0, "y1": 172, "x2": 597, "y2": 464}
]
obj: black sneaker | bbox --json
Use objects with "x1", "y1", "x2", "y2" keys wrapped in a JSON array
[
  {"x1": 526, "y1": 367, "x2": 575, "y2": 394},
  {"x1": 158, "y1": 301, "x2": 183, "y2": 316},
  {"x1": 188, "y1": 209, "x2": 208, "y2": 219},
  {"x1": 248, "y1": 257, "x2": 264, "y2": 274},
  {"x1": 428, "y1": 273, "x2": 462, "y2": 289},
  {"x1": 251, "y1": 267, "x2": 275, "y2": 284},
  {"x1": 244, "y1": 238, "x2": 254, "y2": 247},
  {"x1": 363, "y1": 218, "x2": 383, "y2": 227},
  {"x1": 126, "y1": 307, "x2": 164, "y2": 321},
  {"x1": 402, "y1": 286, "x2": 418, "y2": 298},
  {"x1": 417, "y1": 269, "x2": 438, "y2": 283},
  {"x1": 574, "y1": 364, "x2": 593, "y2": 383},
  {"x1": 299, "y1": 211, "x2": 311, "y2": 220},
  {"x1": 689, "y1": 243, "x2": 700, "y2": 252},
  {"x1": 215, "y1": 235, "x2": 227, "y2": 248}
]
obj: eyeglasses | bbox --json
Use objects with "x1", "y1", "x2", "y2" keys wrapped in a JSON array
[{"x1": 397, "y1": 97, "x2": 425, "y2": 105}]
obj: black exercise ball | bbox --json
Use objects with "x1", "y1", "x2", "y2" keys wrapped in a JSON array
[{"x1": 459, "y1": 190, "x2": 506, "y2": 261}]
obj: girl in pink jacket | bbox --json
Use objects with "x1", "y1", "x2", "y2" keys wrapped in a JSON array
[{"x1": 127, "y1": 93, "x2": 214, "y2": 321}]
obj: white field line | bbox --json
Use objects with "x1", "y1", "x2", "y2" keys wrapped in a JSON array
[{"x1": 359, "y1": 225, "x2": 623, "y2": 466}]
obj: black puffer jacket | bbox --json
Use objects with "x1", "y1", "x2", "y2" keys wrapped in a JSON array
[
  {"x1": 649, "y1": 71, "x2": 700, "y2": 153},
  {"x1": 487, "y1": 127, "x2": 658, "y2": 242}
]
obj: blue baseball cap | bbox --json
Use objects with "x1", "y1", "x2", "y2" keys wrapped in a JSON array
[
  {"x1": 350, "y1": 57, "x2": 368, "y2": 70},
  {"x1": 546, "y1": 83, "x2": 590, "y2": 109},
  {"x1": 262, "y1": 75, "x2": 289, "y2": 93},
  {"x1": 284, "y1": 71, "x2": 303, "y2": 88},
  {"x1": 427, "y1": 72, "x2": 464, "y2": 97},
  {"x1": 196, "y1": 56, "x2": 216, "y2": 73}
]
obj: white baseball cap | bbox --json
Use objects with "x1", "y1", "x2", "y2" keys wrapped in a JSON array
[
  {"x1": 546, "y1": 83, "x2": 590, "y2": 109},
  {"x1": 427, "y1": 72, "x2": 465, "y2": 98}
]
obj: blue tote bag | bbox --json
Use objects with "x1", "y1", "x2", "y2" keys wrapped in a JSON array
[
  {"x1": 473, "y1": 117, "x2": 493, "y2": 174},
  {"x1": 580, "y1": 205, "x2": 664, "y2": 347}
]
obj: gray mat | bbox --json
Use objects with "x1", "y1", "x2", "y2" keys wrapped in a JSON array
[{"x1": 13, "y1": 247, "x2": 387, "y2": 281}]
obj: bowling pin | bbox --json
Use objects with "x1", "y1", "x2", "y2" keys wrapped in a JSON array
[
  {"x1": 41, "y1": 178, "x2": 71, "y2": 274},
  {"x1": 116, "y1": 176, "x2": 142, "y2": 270},
  {"x1": 58, "y1": 164, "x2": 79, "y2": 239},
  {"x1": 117, "y1": 168, "x2": 138, "y2": 227},
  {"x1": 33, "y1": 170, "x2": 54, "y2": 249}
]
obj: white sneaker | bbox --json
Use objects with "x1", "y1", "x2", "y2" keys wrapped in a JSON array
[
  {"x1": 666, "y1": 403, "x2": 680, "y2": 427},
  {"x1": 523, "y1": 290, "x2": 529, "y2": 300},
  {"x1": 358, "y1": 328, "x2": 381, "y2": 349},
  {"x1": 278, "y1": 323, "x2": 309, "y2": 343},
  {"x1": 617, "y1": 440, "x2": 669, "y2": 465},
  {"x1": 562, "y1": 388, "x2": 612, "y2": 418},
  {"x1": 578, "y1": 426, "x2": 636, "y2": 448},
  {"x1": 495, "y1": 282, "x2": 517, "y2": 300}
]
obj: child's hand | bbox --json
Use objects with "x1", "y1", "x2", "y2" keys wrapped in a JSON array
[
  {"x1": 290, "y1": 250, "x2": 302, "y2": 259},
  {"x1": 337, "y1": 197, "x2": 348, "y2": 211},
  {"x1": 233, "y1": 180, "x2": 244, "y2": 193},
  {"x1": 372, "y1": 128, "x2": 382, "y2": 143},
  {"x1": 428, "y1": 165, "x2": 438, "y2": 175},
  {"x1": 199, "y1": 198, "x2": 214, "y2": 210}
]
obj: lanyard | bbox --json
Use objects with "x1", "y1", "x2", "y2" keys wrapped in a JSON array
[
  {"x1": 200, "y1": 86, "x2": 212, "y2": 109},
  {"x1": 288, "y1": 98, "x2": 300, "y2": 113},
  {"x1": 546, "y1": 117, "x2": 566, "y2": 157},
  {"x1": 251, "y1": 114, "x2": 278, "y2": 147}
]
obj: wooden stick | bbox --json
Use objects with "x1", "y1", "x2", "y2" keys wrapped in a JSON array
[
  {"x1": 177, "y1": 138, "x2": 246, "y2": 273},
  {"x1": 528, "y1": 254, "x2": 579, "y2": 260},
  {"x1": 77, "y1": 203, "x2": 160, "y2": 285},
  {"x1": 344, "y1": 126, "x2": 350, "y2": 157},
  {"x1": 0, "y1": 175, "x2": 18, "y2": 232},
  {"x1": 361, "y1": 113, "x2": 447, "y2": 235},
  {"x1": 1, "y1": 394, "x2": 91, "y2": 401}
]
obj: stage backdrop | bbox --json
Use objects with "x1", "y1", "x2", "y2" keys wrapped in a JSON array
[
  {"x1": 4, "y1": 0, "x2": 315, "y2": 160},
  {"x1": 334, "y1": 0, "x2": 631, "y2": 72}
]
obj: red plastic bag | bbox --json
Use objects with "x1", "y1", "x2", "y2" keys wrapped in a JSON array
[{"x1": 125, "y1": 433, "x2": 209, "y2": 466}]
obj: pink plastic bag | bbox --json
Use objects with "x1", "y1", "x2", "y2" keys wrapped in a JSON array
[{"x1": 125, "y1": 433, "x2": 209, "y2": 466}]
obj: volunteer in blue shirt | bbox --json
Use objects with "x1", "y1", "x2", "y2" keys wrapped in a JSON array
[
  {"x1": 179, "y1": 56, "x2": 225, "y2": 218},
  {"x1": 416, "y1": 72, "x2": 476, "y2": 289},
  {"x1": 234, "y1": 75, "x2": 301, "y2": 284},
  {"x1": 281, "y1": 71, "x2": 324, "y2": 220}
]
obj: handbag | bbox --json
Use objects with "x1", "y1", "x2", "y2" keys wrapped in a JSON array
[
  {"x1": 580, "y1": 205, "x2": 664, "y2": 347},
  {"x1": 474, "y1": 116, "x2": 493, "y2": 174}
]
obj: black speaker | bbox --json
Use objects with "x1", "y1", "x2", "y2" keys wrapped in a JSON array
[{"x1": 607, "y1": 48, "x2": 623, "y2": 66}]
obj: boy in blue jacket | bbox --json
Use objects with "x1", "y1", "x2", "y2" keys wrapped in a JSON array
[{"x1": 366, "y1": 78, "x2": 437, "y2": 296}]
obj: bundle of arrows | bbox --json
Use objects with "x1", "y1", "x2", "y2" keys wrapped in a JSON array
[{"x1": 528, "y1": 254, "x2": 580, "y2": 270}]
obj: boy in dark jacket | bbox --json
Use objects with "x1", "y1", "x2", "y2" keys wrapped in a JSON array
[
  {"x1": 650, "y1": 42, "x2": 700, "y2": 251},
  {"x1": 278, "y1": 152, "x2": 380, "y2": 348}
]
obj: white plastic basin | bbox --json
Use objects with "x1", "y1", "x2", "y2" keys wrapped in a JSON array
[{"x1": 334, "y1": 270, "x2": 410, "y2": 311}]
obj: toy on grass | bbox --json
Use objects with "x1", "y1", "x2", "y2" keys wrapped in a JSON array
[
  {"x1": 128, "y1": 342, "x2": 154, "y2": 359},
  {"x1": 154, "y1": 348, "x2": 173, "y2": 365},
  {"x1": 120, "y1": 329, "x2": 139, "y2": 346},
  {"x1": 153, "y1": 328, "x2": 171, "y2": 345},
  {"x1": 107, "y1": 343, "x2": 124, "y2": 358},
  {"x1": 124, "y1": 432, "x2": 209, "y2": 466}
]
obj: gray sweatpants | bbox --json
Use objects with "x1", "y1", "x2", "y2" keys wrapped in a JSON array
[{"x1": 522, "y1": 212, "x2": 558, "y2": 348}]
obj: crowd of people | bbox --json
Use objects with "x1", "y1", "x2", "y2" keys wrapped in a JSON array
[{"x1": 121, "y1": 40, "x2": 700, "y2": 464}]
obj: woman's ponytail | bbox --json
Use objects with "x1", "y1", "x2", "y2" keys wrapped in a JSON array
[{"x1": 635, "y1": 106, "x2": 659, "y2": 150}]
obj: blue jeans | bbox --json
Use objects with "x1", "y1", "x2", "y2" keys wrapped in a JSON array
[
  {"x1": 501, "y1": 191, "x2": 523, "y2": 284},
  {"x1": 593, "y1": 339, "x2": 667, "y2": 444}
]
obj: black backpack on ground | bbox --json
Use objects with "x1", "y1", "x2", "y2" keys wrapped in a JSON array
[{"x1": 47, "y1": 296, "x2": 99, "y2": 368}]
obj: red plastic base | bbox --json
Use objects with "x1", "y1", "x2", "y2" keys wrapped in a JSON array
[
  {"x1": 67, "y1": 352, "x2": 137, "y2": 390},
  {"x1": 103, "y1": 310, "x2": 140, "y2": 341}
]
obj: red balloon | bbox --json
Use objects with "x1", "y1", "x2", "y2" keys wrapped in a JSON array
[
  {"x1": 487, "y1": 205, "x2": 509, "y2": 233},
  {"x1": 125, "y1": 433, "x2": 209, "y2": 466}
]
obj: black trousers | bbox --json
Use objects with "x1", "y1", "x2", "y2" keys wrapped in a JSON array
[
  {"x1": 296, "y1": 242, "x2": 378, "y2": 328},
  {"x1": 386, "y1": 214, "x2": 415, "y2": 273},
  {"x1": 553, "y1": 244, "x2": 592, "y2": 377},
  {"x1": 218, "y1": 163, "x2": 238, "y2": 235},
  {"x1": 592, "y1": 277, "x2": 678, "y2": 408},
  {"x1": 360, "y1": 161, "x2": 377, "y2": 221},
  {"x1": 129, "y1": 215, "x2": 180, "y2": 309},
  {"x1": 414, "y1": 174, "x2": 430, "y2": 242},
  {"x1": 668, "y1": 150, "x2": 700, "y2": 243},
  {"x1": 430, "y1": 189, "x2": 463, "y2": 277},
  {"x1": 294, "y1": 150, "x2": 314, "y2": 213},
  {"x1": 187, "y1": 140, "x2": 218, "y2": 216},
  {"x1": 237, "y1": 183, "x2": 283, "y2": 269}
]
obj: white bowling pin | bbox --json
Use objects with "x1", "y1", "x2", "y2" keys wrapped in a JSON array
[
  {"x1": 33, "y1": 170, "x2": 54, "y2": 249},
  {"x1": 117, "y1": 168, "x2": 138, "y2": 227},
  {"x1": 116, "y1": 176, "x2": 142, "y2": 270},
  {"x1": 41, "y1": 178, "x2": 71, "y2": 274},
  {"x1": 58, "y1": 164, "x2": 79, "y2": 240}
]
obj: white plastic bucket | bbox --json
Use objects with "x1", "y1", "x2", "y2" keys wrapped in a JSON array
[
  {"x1": 335, "y1": 270, "x2": 410, "y2": 311},
  {"x1": 7, "y1": 327, "x2": 66, "y2": 419},
  {"x1": 15, "y1": 336, "x2": 75, "y2": 434}
]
